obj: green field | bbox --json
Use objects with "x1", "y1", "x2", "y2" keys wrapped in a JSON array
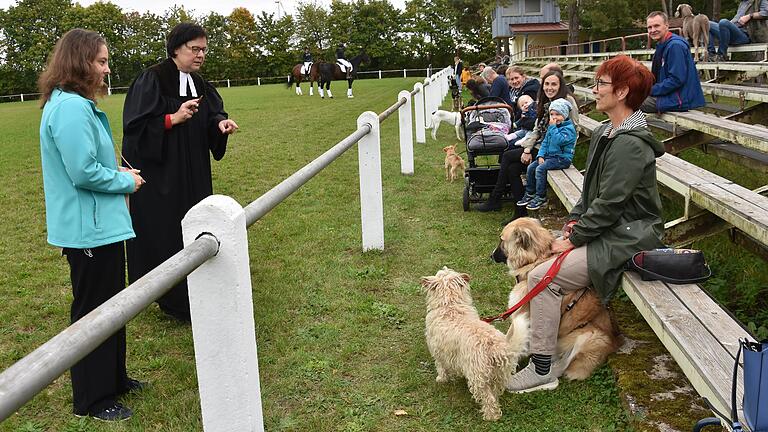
[{"x1": 0, "y1": 77, "x2": 757, "y2": 431}]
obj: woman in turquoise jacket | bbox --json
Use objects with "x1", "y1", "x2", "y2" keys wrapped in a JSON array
[{"x1": 38, "y1": 29, "x2": 144, "y2": 421}]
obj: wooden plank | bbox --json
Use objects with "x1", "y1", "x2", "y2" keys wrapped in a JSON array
[
  {"x1": 657, "y1": 154, "x2": 733, "y2": 186},
  {"x1": 622, "y1": 272, "x2": 745, "y2": 423},
  {"x1": 691, "y1": 183, "x2": 768, "y2": 245},
  {"x1": 547, "y1": 169, "x2": 581, "y2": 211},
  {"x1": 659, "y1": 112, "x2": 768, "y2": 154},
  {"x1": 669, "y1": 284, "x2": 753, "y2": 357}
]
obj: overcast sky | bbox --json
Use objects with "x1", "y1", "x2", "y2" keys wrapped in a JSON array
[{"x1": 0, "y1": 0, "x2": 406, "y2": 16}]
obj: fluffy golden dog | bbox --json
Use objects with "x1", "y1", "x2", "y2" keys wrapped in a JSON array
[
  {"x1": 491, "y1": 218, "x2": 621, "y2": 380},
  {"x1": 421, "y1": 267, "x2": 526, "y2": 421},
  {"x1": 442, "y1": 144, "x2": 465, "y2": 182}
]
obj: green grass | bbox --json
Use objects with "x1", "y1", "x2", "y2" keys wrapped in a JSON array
[{"x1": 0, "y1": 78, "x2": 634, "y2": 430}]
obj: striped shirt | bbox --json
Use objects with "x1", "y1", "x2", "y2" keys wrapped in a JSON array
[{"x1": 602, "y1": 110, "x2": 648, "y2": 138}]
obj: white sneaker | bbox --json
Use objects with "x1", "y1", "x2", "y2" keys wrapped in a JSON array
[{"x1": 506, "y1": 362, "x2": 559, "y2": 393}]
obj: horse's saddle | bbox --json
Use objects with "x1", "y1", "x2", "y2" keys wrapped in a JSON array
[
  {"x1": 336, "y1": 60, "x2": 352, "y2": 73},
  {"x1": 301, "y1": 62, "x2": 313, "y2": 75}
]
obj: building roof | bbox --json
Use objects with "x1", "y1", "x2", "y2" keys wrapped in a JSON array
[{"x1": 509, "y1": 22, "x2": 569, "y2": 35}]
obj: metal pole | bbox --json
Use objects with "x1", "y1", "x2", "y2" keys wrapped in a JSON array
[
  {"x1": 0, "y1": 236, "x2": 219, "y2": 422},
  {"x1": 244, "y1": 126, "x2": 371, "y2": 226}
]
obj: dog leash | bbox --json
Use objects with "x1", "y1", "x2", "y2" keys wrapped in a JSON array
[{"x1": 481, "y1": 247, "x2": 574, "y2": 323}]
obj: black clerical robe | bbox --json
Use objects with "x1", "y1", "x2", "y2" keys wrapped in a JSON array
[{"x1": 122, "y1": 58, "x2": 228, "y2": 321}]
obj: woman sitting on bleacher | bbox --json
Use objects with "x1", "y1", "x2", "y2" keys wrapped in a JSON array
[
  {"x1": 475, "y1": 71, "x2": 578, "y2": 223},
  {"x1": 506, "y1": 55, "x2": 666, "y2": 393}
]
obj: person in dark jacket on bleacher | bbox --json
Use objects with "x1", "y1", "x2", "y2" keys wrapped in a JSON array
[
  {"x1": 641, "y1": 11, "x2": 706, "y2": 113},
  {"x1": 480, "y1": 66, "x2": 513, "y2": 106}
]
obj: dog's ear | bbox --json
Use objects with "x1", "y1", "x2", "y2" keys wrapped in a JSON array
[
  {"x1": 514, "y1": 226, "x2": 536, "y2": 251},
  {"x1": 460, "y1": 273, "x2": 470, "y2": 283},
  {"x1": 420, "y1": 276, "x2": 436, "y2": 290}
]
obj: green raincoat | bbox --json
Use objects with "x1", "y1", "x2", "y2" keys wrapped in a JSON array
[{"x1": 568, "y1": 124, "x2": 666, "y2": 303}]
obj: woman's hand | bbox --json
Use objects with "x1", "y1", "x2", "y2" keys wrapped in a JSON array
[
  {"x1": 171, "y1": 99, "x2": 200, "y2": 125},
  {"x1": 521, "y1": 151, "x2": 532, "y2": 164},
  {"x1": 219, "y1": 119, "x2": 239, "y2": 134},
  {"x1": 126, "y1": 169, "x2": 145, "y2": 192},
  {"x1": 551, "y1": 238, "x2": 574, "y2": 253},
  {"x1": 538, "y1": 157, "x2": 545, "y2": 165}
]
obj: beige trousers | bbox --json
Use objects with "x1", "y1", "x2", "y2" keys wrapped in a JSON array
[{"x1": 528, "y1": 245, "x2": 591, "y2": 355}]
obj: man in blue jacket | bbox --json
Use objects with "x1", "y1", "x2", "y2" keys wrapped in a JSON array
[{"x1": 640, "y1": 11, "x2": 706, "y2": 113}]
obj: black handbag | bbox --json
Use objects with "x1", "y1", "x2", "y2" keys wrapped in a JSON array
[{"x1": 626, "y1": 248, "x2": 712, "y2": 284}]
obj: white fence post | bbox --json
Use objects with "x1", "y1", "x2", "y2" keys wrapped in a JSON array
[
  {"x1": 357, "y1": 111, "x2": 384, "y2": 251},
  {"x1": 257, "y1": 77, "x2": 261, "y2": 86},
  {"x1": 397, "y1": 90, "x2": 413, "y2": 175},
  {"x1": 182, "y1": 195, "x2": 264, "y2": 432},
  {"x1": 20, "y1": 94, "x2": 24, "y2": 102},
  {"x1": 413, "y1": 83, "x2": 426, "y2": 144},
  {"x1": 227, "y1": 79, "x2": 231, "y2": 88},
  {"x1": 378, "y1": 70, "x2": 382, "y2": 79},
  {"x1": 403, "y1": 69, "x2": 406, "y2": 78},
  {"x1": 423, "y1": 78, "x2": 432, "y2": 128}
]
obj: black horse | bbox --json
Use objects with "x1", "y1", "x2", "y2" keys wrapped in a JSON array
[{"x1": 317, "y1": 52, "x2": 370, "y2": 99}]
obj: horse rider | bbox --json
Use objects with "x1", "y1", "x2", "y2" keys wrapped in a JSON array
[
  {"x1": 336, "y1": 43, "x2": 353, "y2": 79},
  {"x1": 301, "y1": 47, "x2": 313, "y2": 80}
]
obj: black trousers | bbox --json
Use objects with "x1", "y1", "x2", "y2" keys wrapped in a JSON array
[
  {"x1": 64, "y1": 242, "x2": 129, "y2": 415},
  {"x1": 493, "y1": 147, "x2": 539, "y2": 200}
]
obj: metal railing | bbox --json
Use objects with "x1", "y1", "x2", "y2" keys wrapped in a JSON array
[{"x1": 0, "y1": 65, "x2": 453, "y2": 431}]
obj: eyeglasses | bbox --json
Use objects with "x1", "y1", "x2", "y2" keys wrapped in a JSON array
[
  {"x1": 594, "y1": 79, "x2": 613, "y2": 90},
  {"x1": 185, "y1": 44, "x2": 208, "y2": 55}
]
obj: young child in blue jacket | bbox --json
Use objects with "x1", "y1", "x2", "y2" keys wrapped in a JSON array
[
  {"x1": 517, "y1": 98, "x2": 577, "y2": 211},
  {"x1": 505, "y1": 94, "x2": 537, "y2": 147}
]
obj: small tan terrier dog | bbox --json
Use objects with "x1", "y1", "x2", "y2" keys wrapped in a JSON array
[
  {"x1": 421, "y1": 267, "x2": 526, "y2": 421},
  {"x1": 442, "y1": 144, "x2": 465, "y2": 182}
]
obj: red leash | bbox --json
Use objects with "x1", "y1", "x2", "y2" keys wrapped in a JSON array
[{"x1": 482, "y1": 248, "x2": 574, "y2": 323}]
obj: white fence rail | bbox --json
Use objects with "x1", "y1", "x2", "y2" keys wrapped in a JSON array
[
  {"x1": 0, "y1": 66, "x2": 453, "y2": 430},
  {"x1": 0, "y1": 68, "x2": 438, "y2": 102}
]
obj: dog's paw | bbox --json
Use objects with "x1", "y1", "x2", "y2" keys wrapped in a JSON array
[{"x1": 481, "y1": 407, "x2": 502, "y2": 421}]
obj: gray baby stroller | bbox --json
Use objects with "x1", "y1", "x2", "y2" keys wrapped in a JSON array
[{"x1": 461, "y1": 97, "x2": 514, "y2": 211}]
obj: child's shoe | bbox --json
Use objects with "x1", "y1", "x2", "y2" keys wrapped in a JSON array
[
  {"x1": 516, "y1": 192, "x2": 535, "y2": 207},
  {"x1": 526, "y1": 196, "x2": 548, "y2": 211}
]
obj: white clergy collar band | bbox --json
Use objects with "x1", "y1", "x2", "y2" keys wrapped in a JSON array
[{"x1": 179, "y1": 71, "x2": 198, "y2": 97}]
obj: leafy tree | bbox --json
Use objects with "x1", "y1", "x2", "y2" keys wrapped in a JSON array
[
  {"x1": 121, "y1": 11, "x2": 166, "y2": 85},
  {"x1": 295, "y1": 1, "x2": 331, "y2": 53},
  {"x1": 200, "y1": 12, "x2": 227, "y2": 79},
  {"x1": 0, "y1": 0, "x2": 73, "y2": 92},
  {"x1": 402, "y1": 0, "x2": 456, "y2": 68},
  {"x1": 64, "y1": 2, "x2": 130, "y2": 82},
  {"x1": 254, "y1": 11, "x2": 295, "y2": 76},
  {"x1": 225, "y1": 7, "x2": 259, "y2": 79}
]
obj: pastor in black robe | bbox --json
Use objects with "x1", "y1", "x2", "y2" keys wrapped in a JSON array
[{"x1": 122, "y1": 58, "x2": 228, "y2": 322}]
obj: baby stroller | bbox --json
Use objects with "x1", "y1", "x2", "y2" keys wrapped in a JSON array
[{"x1": 460, "y1": 97, "x2": 515, "y2": 211}]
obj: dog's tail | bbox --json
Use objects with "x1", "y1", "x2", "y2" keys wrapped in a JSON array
[{"x1": 286, "y1": 74, "x2": 294, "y2": 89}]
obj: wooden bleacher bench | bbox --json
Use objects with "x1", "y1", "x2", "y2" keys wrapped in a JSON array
[
  {"x1": 570, "y1": 85, "x2": 768, "y2": 155},
  {"x1": 524, "y1": 42, "x2": 768, "y2": 62},
  {"x1": 544, "y1": 115, "x2": 756, "y2": 430}
]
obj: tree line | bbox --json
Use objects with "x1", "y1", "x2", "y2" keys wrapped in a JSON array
[{"x1": 0, "y1": 0, "x2": 495, "y2": 95}]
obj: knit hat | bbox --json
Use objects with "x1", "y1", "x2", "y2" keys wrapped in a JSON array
[{"x1": 549, "y1": 98, "x2": 571, "y2": 117}]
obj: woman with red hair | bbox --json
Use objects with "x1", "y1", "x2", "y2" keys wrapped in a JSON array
[{"x1": 506, "y1": 56, "x2": 666, "y2": 393}]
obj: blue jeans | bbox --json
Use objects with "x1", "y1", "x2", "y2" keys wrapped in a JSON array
[
  {"x1": 525, "y1": 156, "x2": 571, "y2": 197},
  {"x1": 455, "y1": 74, "x2": 462, "y2": 91},
  {"x1": 709, "y1": 19, "x2": 750, "y2": 56}
]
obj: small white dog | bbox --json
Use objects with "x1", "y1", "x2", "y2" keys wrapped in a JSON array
[
  {"x1": 431, "y1": 110, "x2": 463, "y2": 141},
  {"x1": 421, "y1": 267, "x2": 526, "y2": 421}
]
